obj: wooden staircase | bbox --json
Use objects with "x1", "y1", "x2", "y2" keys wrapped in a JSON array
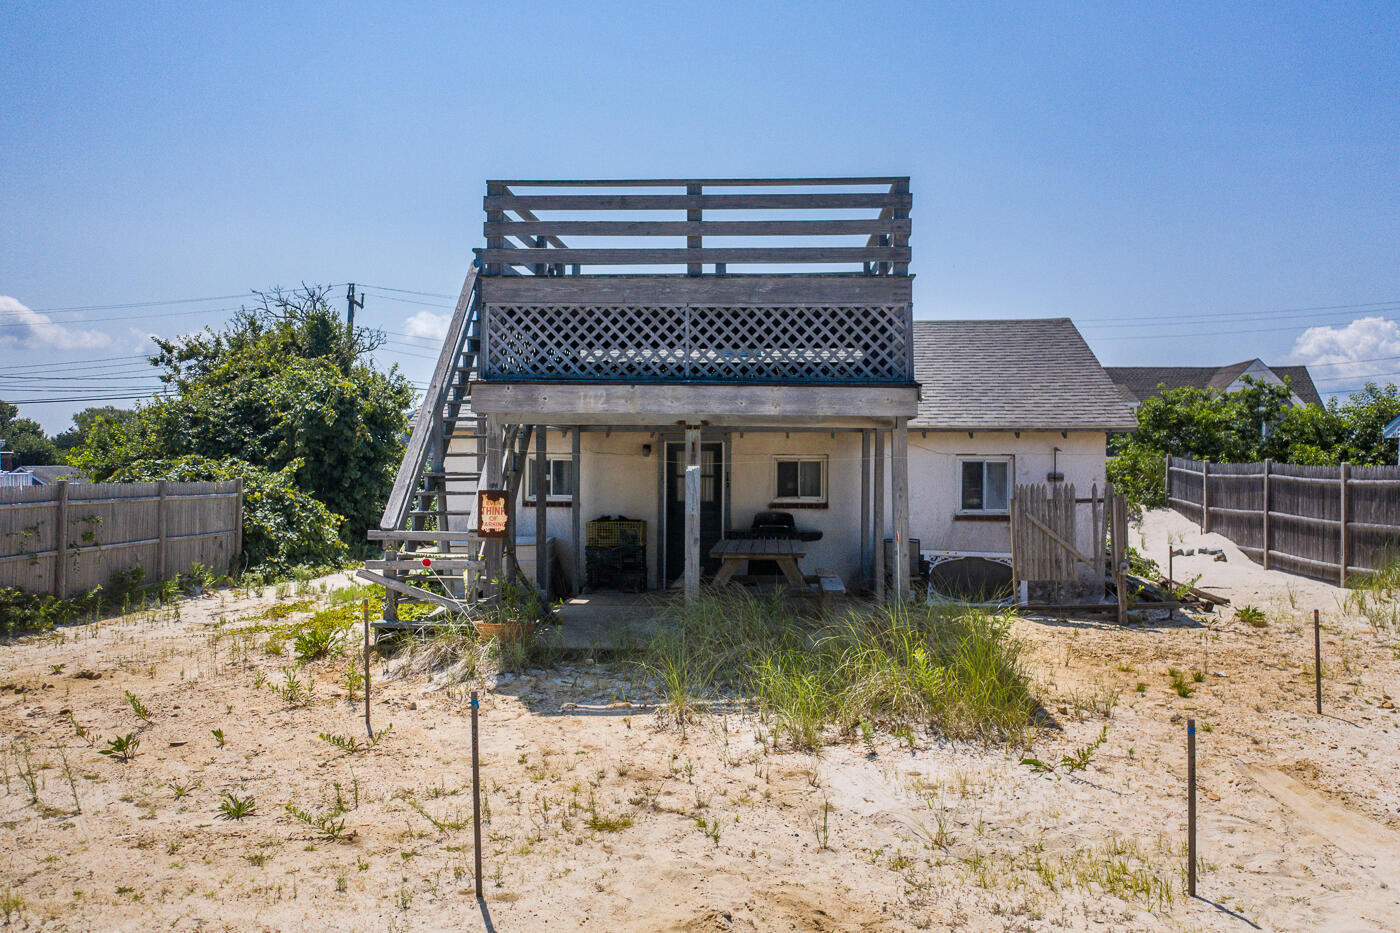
[{"x1": 357, "y1": 263, "x2": 513, "y2": 620}]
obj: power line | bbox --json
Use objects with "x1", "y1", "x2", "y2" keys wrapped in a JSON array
[{"x1": 1074, "y1": 297, "x2": 1400, "y2": 326}]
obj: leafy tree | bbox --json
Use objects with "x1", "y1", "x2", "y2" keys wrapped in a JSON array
[
  {"x1": 1110, "y1": 376, "x2": 1400, "y2": 508},
  {"x1": 72, "y1": 286, "x2": 414, "y2": 557},
  {"x1": 0, "y1": 400, "x2": 58, "y2": 465},
  {"x1": 53, "y1": 406, "x2": 136, "y2": 453}
]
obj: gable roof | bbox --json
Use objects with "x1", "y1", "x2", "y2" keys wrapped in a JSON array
[
  {"x1": 910, "y1": 319, "x2": 1136, "y2": 431},
  {"x1": 1104, "y1": 361, "x2": 1323, "y2": 407}
]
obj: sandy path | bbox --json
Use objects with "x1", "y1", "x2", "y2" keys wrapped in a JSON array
[{"x1": 0, "y1": 521, "x2": 1397, "y2": 931}]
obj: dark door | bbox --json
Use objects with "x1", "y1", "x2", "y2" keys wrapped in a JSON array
[{"x1": 665, "y1": 442, "x2": 724, "y2": 582}]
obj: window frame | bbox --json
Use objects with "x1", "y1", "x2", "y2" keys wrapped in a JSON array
[
  {"x1": 770, "y1": 455, "x2": 828, "y2": 505},
  {"x1": 956, "y1": 456, "x2": 1013, "y2": 516},
  {"x1": 524, "y1": 454, "x2": 576, "y2": 504}
]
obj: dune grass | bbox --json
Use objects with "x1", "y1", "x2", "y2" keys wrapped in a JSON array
[
  {"x1": 1346, "y1": 553, "x2": 1400, "y2": 633},
  {"x1": 641, "y1": 589, "x2": 1038, "y2": 749}
]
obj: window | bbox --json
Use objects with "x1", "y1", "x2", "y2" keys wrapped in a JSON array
[
  {"x1": 525, "y1": 456, "x2": 575, "y2": 503},
  {"x1": 772, "y1": 456, "x2": 826, "y2": 504},
  {"x1": 959, "y1": 458, "x2": 1011, "y2": 513}
]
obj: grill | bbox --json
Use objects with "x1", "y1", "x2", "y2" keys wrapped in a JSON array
[{"x1": 585, "y1": 517, "x2": 647, "y2": 592}]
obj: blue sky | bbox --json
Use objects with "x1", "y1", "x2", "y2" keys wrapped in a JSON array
[{"x1": 3, "y1": 1, "x2": 1398, "y2": 431}]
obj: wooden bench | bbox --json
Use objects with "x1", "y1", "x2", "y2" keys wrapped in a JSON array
[{"x1": 816, "y1": 568, "x2": 846, "y2": 608}]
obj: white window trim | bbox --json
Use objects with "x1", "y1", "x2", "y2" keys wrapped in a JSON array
[
  {"x1": 956, "y1": 456, "x2": 1013, "y2": 515},
  {"x1": 524, "y1": 454, "x2": 575, "y2": 504},
  {"x1": 771, "y1": 455, "x2": 828, "y2": 505}
]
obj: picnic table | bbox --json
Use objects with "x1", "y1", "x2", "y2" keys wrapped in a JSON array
[{"x1": 709, "y1": 537, "x2": 809, "y2": 588}]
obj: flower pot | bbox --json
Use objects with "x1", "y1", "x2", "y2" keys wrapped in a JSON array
[{"x1": 471, "y1": 619, "x2": 537, "y2": 644}]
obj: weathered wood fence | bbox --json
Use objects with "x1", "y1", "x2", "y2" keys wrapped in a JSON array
[
  {"x1": 1166, "y1": 455, "x2": 1400, "y2": 585},
  {"x1": 0, "y1": 480, "x2": 242, "y2": 598}
]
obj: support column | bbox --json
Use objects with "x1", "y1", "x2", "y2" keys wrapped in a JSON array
[
  {"x1": 684, "y1": 425, "x2": 701, "y2": 603},
  {"x1": 572, "y1": 427, "x2": 583, "y2": 595},
  {"x1": 535, "y1": 425, "x2": 549, "y2": 596},
  {"x1": 1339, "y1": 461, "x2": 1350, "y2": 587},
  {"x1": 873, "y1": 430, "x2": 885, "y2": 602},
  {"x1": 860, "y1": 429, "x2": 871, "y2": 587},
  {"x1": 482, "y1": 415, "x2": 505, "y2": 599},
  {"x1": 892, "y1": 417, "x2": 911, "y2": 602}
]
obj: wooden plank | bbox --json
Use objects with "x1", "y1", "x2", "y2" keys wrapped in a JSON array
[
  {"x1": 470, "y1": 383, "x2": 919, "y2": 422},
  {"x1": 354, "y1": 569, "x2": 463, "y2": 612},
  {"x1": 1262, "y1": 459, "x2": 1271, "y2": 571},
  {"x1": 368, "y1": 529, "x2": 486, "y2": 542},
  {"x1": 483, "y1": 219, "x2": 912, "y2": 238},
  {"x1": 488, "y1": 177, "x2": 909, "y2": 187},
  {"x1": 53, "y1": 480, "x2": 68, "y2": 598},
  {"x1": 1339, "y1": 461, "x2": 1349, "y2": 586},
  {"x1": 475, "y1": 246, "x2": 910, "y2": 266},
  {"x1": 572, "y1": 427, "x2": 582, "y2": 594},
  {"x1": 479, "y1": 272, "x2": 912, "y2": 306},
  {"x1": 483, "y1": 192, "x2": 913, "y2": 211},
  {"x1": 686, "y1": 183, "x2": 703, "y2": 276}
]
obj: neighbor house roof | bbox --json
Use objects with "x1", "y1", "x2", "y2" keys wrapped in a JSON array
[
  {"x1": 24, "y1": 465, "x2": 89, "y2": 485},
  {"x1": 1104, "y1": 362, "x2": 1323, "y2": 408},
  {"x1": 910, "y1": 319, "x2": 1136, "y2": 431}
]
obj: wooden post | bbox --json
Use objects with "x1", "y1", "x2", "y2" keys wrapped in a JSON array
[
  {"x1": 1163, "y1": 453, "x2": 1171, "y2": 510},
  {"x1": 1111, "y1": 489, "x2": 1128, "y2": 625},
  {"x1": 1261, "y1": 459, "x2": 1271, "y2": 571},
  {"x1": 1187, "y1": 717, "x2": 1197, "y2": 899},
  {"x1": 156, "y1": 480, "x2": 169, "y2": 582},
  {"x1": 891, "y1": 417, "x2": 911, "y2": 602},
  {"x1": 1313, "y1": 608, "x2": 1323, "y2": 715},
  {"x1": 572, "y1": 427, "x2": 583, "y2": 595},
  {"x1": 483, "y1": 416, "x2": 505, "y2": 597},
  {"x1": 683, "y1": 426, "x2": 701, "y2": 602},
  {"x1": 1200, "y1": 461, "x2": 1210, "y2": 534},
  {"x1": 686, "y1": 183, "x2": 702, "y2": 276},
  {"x1": 53, "y1": 480, "x2": 68, "y2": 598},
  {"x1": 471, "y1": 689, "x2": 483, "y2": 899},
  {"x1": 535, "y1": 425, "x2": 548, "y2": 595},
  {"x1": 1338, "y1": 461, "x2": 1349, "y2": 587},
  {"x1": 860, "y1": 429, "x2": 871, "y2": 587},
  {"x1": 232, "y1": 476, "x2": 244, "y2": 574},
  {"x1": 873, "y1": 429, "x2": 886, "y2": 602}
]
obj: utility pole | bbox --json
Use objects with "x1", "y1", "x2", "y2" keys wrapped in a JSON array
[{"x1": 346, "y1": 283, "x2": 364, "y2": 331}]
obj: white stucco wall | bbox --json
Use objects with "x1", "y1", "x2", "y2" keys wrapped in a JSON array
[{"x1": 450, "y1": 426, "x2": 1110, "y2": 591}]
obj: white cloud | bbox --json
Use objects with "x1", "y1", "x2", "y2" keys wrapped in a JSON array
[
  {"x1": 1290, "y1": 316, "x2": 1400, "y2": 388},
  {"x1": 0, "y1": 295, "x2": 112, "y2": 351},
  {"x1": 401, "y1": 310, "x2": 450, "y2": 341}
]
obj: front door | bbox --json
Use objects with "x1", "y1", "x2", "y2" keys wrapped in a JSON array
[{"x1": 665, "y1": 442, "x2": 724, "y2": 582}]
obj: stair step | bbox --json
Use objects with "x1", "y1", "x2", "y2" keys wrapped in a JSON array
[{"x1": 407, "y1": 509, "x2": 478, "y2": 517}]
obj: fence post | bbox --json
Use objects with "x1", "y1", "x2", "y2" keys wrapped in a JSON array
[
  {"x1": 52, "y1": 480, "x2": 69, "y2": 598},
  {"x1": 1163, "y1": 453, "x2": 1171, "y2": 508},
  {"x1": 156, "y1": 480, "x2": 169, "y2": 581},
  {"x1": 1200, "y1": 461, "x2": 1210, "y2": 534},
  {"x1": 233, "y1": 477, "x2": 244, "y2": 574},
  {"x1": 1338, "y1": 462, "x2": 1349, "y2": 587},
  {"x1": 1261, "y1": 459, "x2": 1271, "y2": 571},
  {"x1": 1187, "y1": 717, "x2": 1197, "y2": 898}
]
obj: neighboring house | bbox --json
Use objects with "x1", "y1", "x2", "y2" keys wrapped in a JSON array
[
  {"x1": 1384, "y1": 415, "x2": 1400, "y2": 465},
  {"x1": 23, "y1": 465, "x2": 89, "y2": 486},
  {"x1": 366, "y1": 177, "x2": 1134, "y2": 615},
  {"x1": 1105, "y1": 361, "x2": 1323, "y2": 409}
]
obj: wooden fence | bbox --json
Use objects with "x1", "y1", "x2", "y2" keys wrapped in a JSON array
[
  {"x1": 0, "y1": 480, "x2": 242, "y2": 598},
  {"x1": 1165, "y1": 455, "x2": 1400, "y2": 585}
]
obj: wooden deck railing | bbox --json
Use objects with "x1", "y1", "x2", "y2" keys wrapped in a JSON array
[{"x1": 475, "y1": 177, "x2": 911, "y2": 276}]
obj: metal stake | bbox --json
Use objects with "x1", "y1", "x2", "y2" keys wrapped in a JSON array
[
  {"x1": 1187, "y1": 717, "x2": 1197, "y2": 899},
  {"x1": 363, "y1": 599, "x2": 373, "y2": 739},
  {"x1": 1313, "y1": 609, "x2": 1323, "y2": 715},
  {"x1": 472, "y1": 689, "x2": 483, "y2": 899}
]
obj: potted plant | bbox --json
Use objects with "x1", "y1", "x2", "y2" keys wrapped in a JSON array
[{"x1": 472, "y1": 574, "x2": 543, "y2": 644}]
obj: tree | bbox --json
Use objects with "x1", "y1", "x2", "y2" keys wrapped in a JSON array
[
  {"x1": 53, "y1": 406, "x2": 136, "y2": 453},
  {"x1": 0, "y1": 400, "x2": 58, "y2": 466},
  {"x1": 1109, "y1": 377, "x2": 1400, "y2": 508},
  {"x1": 72, "y1": 286, "x2": 414, "y2": 557}
]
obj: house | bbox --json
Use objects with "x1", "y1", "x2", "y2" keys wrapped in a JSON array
[
  {"x1": 1105, "y1": 361, "x2": 1323, "y2": 409},
  {"x1": 364, "y1": 178, "x2": 1134, "y2": 618}
]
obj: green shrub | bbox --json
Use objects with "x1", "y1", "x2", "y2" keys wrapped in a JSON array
[{"x1": 107, "y1": 455, "x2": 348, "y2": 574}]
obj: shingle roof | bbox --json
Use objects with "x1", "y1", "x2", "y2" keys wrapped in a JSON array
[
  {"x1": 910, "y1": 319, "x2": 1136, "y2": 430},
  {"x1": 1104, "y1": 362, "x2": 1323, "y2": 408}
]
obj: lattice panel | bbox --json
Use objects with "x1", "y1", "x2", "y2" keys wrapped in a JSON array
[{"x1": 484, "y1": 304, "x2": 910, "y2": 383}]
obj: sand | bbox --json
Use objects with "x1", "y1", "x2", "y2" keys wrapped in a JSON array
[{"x1": 0, "y1": 510, "x2": 1398, "y2": 931}]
